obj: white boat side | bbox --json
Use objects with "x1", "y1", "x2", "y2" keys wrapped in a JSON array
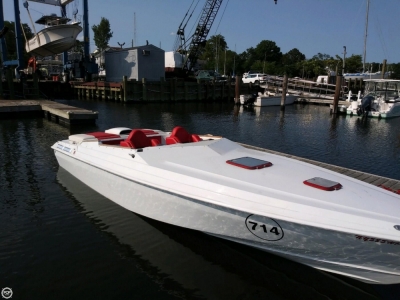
[
  {"x1": 52, "y1": 128, "x2": 400, "y2": 284},
  {"x1": 346, "y1": 79, "x2": 400, "y2": 118},
  {"x1": 26, "y1": 24, "x2": 82, "y2": 57},
  {"x1": 254, "y1": 95, "x2": 296, "y2": 106}
]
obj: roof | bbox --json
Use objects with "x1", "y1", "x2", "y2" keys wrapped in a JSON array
[{"x1": 35, "y1": 15, "x2": 70, "y2": 25}]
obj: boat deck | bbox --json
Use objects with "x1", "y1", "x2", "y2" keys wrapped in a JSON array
[{"x1": 241, "y1": 143, "x2": 400, "y2": 194}]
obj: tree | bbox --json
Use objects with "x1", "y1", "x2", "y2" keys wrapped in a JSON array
[
  {"x1": 282, "y1": 48, "x2": 306, "y2": 77},
  {"x1": 199, "y1": 34, "x2": 228, "y2": 72},
  {"x1": 344, "y1": 54, "x2": 362, "y2": 73},
  {"x1": 282, "y1": 48, "x2": 305, "y2": 65},
  {"x1": 2, "y1": 21, "x2": 33, "y2": 63},
  {"x1": 92, "y1": 17, "x2": 113, "y2": 66}
]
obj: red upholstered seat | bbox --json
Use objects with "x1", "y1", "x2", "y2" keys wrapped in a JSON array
[
  {"x1": 166, "y1": 126, "x2": 202, "y2": 145},
  {"x1": 120, "y1": 129, "x2": 160, "y2": 148}
]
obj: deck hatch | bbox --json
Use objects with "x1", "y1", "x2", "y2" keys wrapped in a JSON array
[
  {"x1": 226, "y1": 157, "x2": 272, "y2": 170},
  {"x1": 304, "y1": 177, "x2": 342, "y2": 191}
]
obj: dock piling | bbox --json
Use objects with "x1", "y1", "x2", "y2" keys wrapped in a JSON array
[
  {"x1": 281, "y1": 74, "x2": 288, "y2": 107},
  {"x1": 331, "y1": 74, "x2": 342, "y2": 114}
]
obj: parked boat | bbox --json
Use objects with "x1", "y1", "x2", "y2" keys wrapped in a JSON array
[
  {"x1": 25, "y1": 14, "x2": 82, "y2": 57},
  {"x1": 346, "y1": 79, "x2": 400, "y2": 118},
  {"x1": 240, "y1": 92, "x2": 296, "y2": 107},
  {"x1": 52, "y1": 126, "x2": 400, "y2": 284},
  {"x1": 343, "y1": 71, "x2": 390, "y2": 81}
]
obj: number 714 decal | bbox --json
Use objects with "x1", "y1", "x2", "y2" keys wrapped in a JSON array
[{"x1": 245, "y1": 214, "x2": 284, "y2": 241}]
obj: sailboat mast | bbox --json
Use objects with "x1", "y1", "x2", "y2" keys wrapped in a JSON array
[{"x1": 363, "y1": 0, "x2": 370, "y2": 72}]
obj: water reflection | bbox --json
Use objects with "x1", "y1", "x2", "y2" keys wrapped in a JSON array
[{"x1": 57, "y1": 167, "x2": 384, "y2": 300}]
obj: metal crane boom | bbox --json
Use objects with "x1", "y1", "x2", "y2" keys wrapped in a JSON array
[{"x1": 181, "y1": 0, "x2": 223, "y2": 73}]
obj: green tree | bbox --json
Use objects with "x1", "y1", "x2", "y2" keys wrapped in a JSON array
[
  {"x1": 251, "y1": 40, "x2": 282, "y2": 74},
  {"x1": 200, "y1": 34, "x2": 227, "y2": 72},
  {"x1": 282, "y1": 48, "x2": 306, "y2": 77},
  {"x1": 2, "y1": 21, "x2": 33, "y2": 63},
  {"x1": 282, "y1": 48, "x2": 305, "y2": 65},
  {"x1": 344, "y1": 54, "x2": 362, "y2": 73},
  {"x1": 92, "y1": 17, "x2": 113, "y2": 66}
]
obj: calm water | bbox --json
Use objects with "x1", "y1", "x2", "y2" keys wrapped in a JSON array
[{"x1": 1, "y1": 100, "x2": 400, "y2": 299}]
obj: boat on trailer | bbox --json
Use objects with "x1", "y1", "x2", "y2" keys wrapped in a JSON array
[
  {"x1": 52, "y1": 126, "x2": 400, "y2": 284},
  {"x1": 25, "y1": 14, "x2": 82, "y2": 57}
]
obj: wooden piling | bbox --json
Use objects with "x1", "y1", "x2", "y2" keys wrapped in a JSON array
[
  {"x1": 122, "y1": 76, "x2": 127, "y2": 101},
  {"x1": 281, "y1": 74, "x2": 288, "y2": 106},
  {"x1": 332, "y1": 74, "x2": 342, "y2": 114},
  {"x1": 142, "y1": 78, "x2": 147, "y2": 101}
]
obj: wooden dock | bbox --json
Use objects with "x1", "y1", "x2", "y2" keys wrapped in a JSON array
[
  {"x1": 0, "y1": 100, "x2": 98, "y2": 125},
  {"x1": 70, "y1": 78, "x2": 262, "y2": 102},
  {"x1": 242, "y1": 143, "x2": 400, "y2": 193}
]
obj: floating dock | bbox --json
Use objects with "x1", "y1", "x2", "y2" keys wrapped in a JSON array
[{"x1": 0, "y1": 100, "x2": 98, "y2": 125}]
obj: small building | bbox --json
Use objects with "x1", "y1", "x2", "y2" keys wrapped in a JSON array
[{"x1": 104, "y1": 44, "x2": 165, "y2": 82}]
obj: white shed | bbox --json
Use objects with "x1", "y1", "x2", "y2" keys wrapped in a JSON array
[{"x1": 105, "y1": 44, "x2": 165, "y2": 82}]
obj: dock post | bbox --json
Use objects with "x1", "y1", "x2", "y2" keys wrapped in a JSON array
[
  {"x1": 332, "y1": 74, "x2": 342, "y2": 114},
  {"x1": 280, "y1": 74, "x2": 288, "y2": 107},
  {"x1": 234, "y1": 75, "x2": 240, "y2": 104},
  {"x1": 122, "y1": 76, "x2": 127, "y2": 101},
  {"x1": 142, "y1": 78, "x2": 147, "y2": 101}
]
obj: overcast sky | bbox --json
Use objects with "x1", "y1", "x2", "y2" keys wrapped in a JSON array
[{"x1": 3, "y1": 0, "x2": 400, "y2": 63}]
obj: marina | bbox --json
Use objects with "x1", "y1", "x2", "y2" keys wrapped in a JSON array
[
  {"x1": 1, "y1": 0, "x2": 400, "y2": 298},
  {"x1": 1, "y1": 100, "x2": 400, "y2": 298}
]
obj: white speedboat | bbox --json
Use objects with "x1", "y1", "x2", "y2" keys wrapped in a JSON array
[
  {"x1": 52, "y1": 126, "x2": 400, "y2": 284},
  {"x1": 346, "y1": 79, "x2": 400, "y2": 118},
  {"x1": 26, "y1": 15, "x2": 82, "y2": 57}
]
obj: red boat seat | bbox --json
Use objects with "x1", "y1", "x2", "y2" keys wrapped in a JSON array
[
  {"x1": 120, "y1": 129, "x2": 160, "y2": 148},
  {"x1": 166, "y1": 126, "x2": 202, "y2": 145}
]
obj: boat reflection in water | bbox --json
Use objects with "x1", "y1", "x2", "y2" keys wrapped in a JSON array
[{"x1": 57, "y1": 167, "x2": 382, "y2": 299}]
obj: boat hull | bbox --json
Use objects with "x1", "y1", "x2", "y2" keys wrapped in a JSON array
[
  {"x1": 346, "y1": 102, "x2": 400, "y2": 118},
  {"x1": 26, "y1": 24, "x2": 82, "y2": 57},
  {"x1": 54, "y1": 150, "x2": 400, "y2": 284},
  {"x1": 254, "y1": 95, "x2": 296, "y2": 106}
]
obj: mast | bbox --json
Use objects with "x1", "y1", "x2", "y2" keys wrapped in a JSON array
[{"x1": 363, "y1": 0, "x2": 370, "y2": 72}]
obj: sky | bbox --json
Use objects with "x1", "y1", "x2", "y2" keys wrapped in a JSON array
[{"x1": 3, "y1": 0, "x2": 400, "y2": 64}]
